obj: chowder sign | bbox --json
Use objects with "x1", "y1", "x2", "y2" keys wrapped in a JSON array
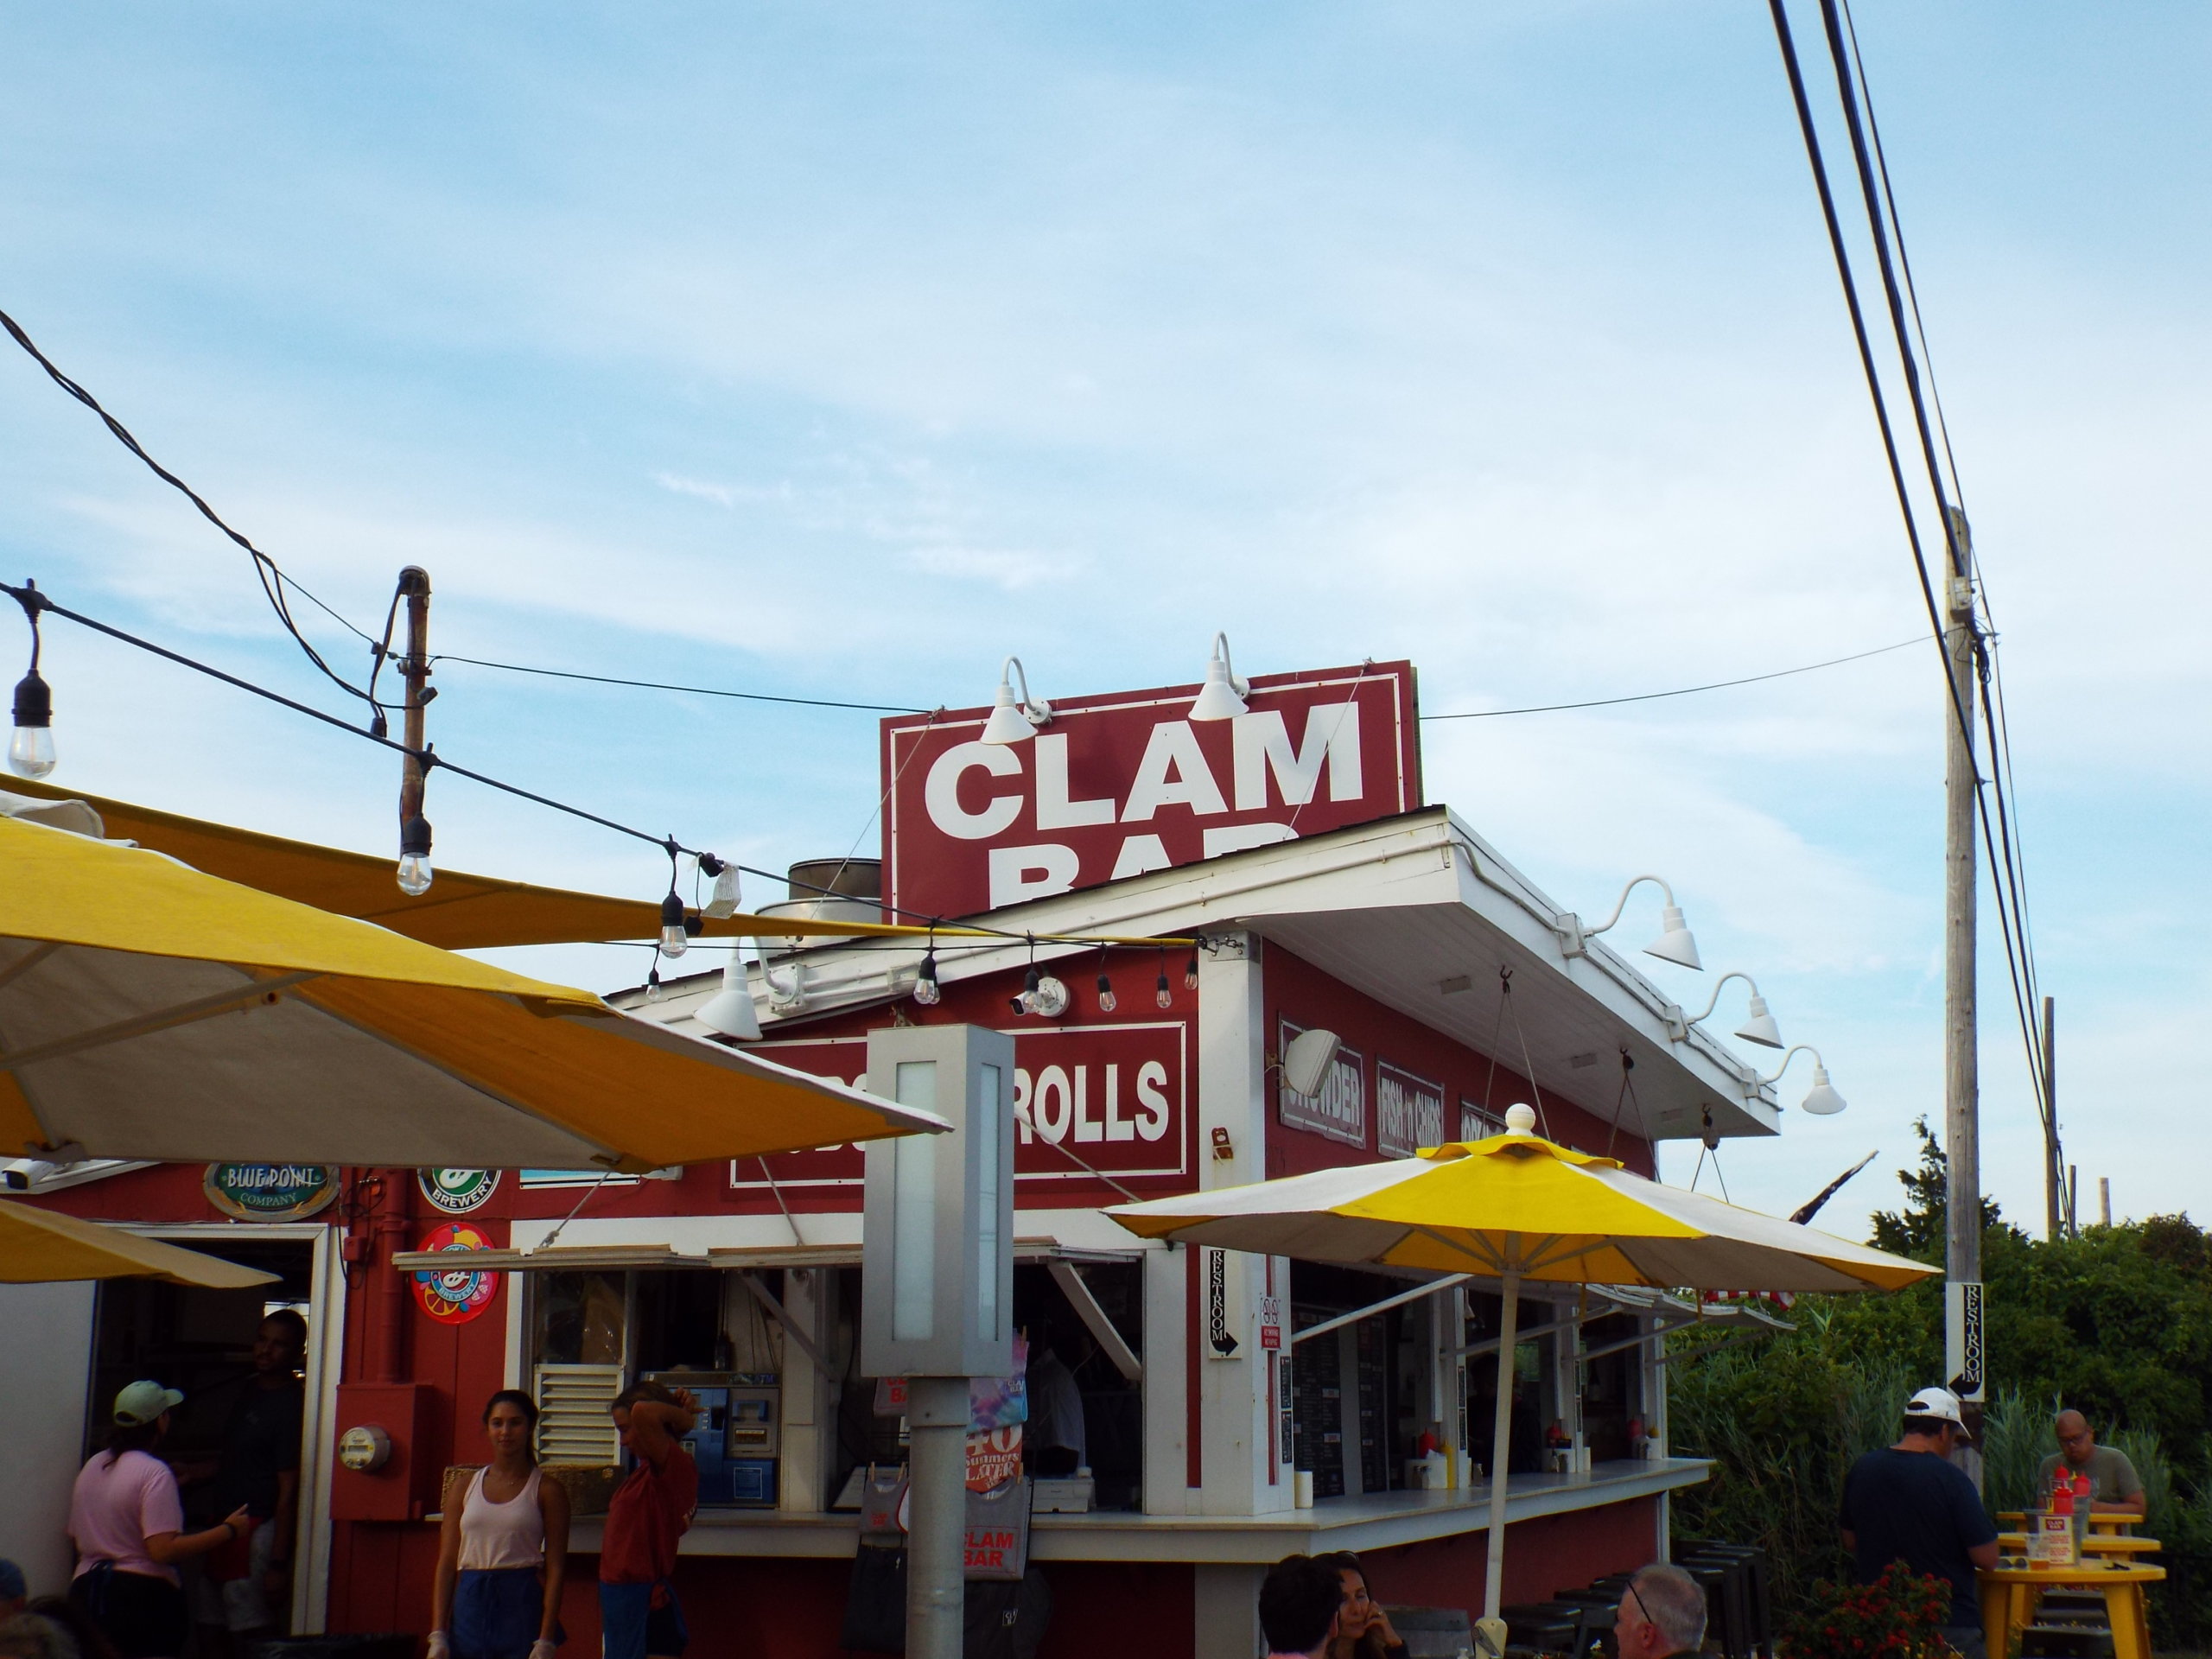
[{"x1": 204, "y1": 1164, "x2": 339, "y2": 1222}]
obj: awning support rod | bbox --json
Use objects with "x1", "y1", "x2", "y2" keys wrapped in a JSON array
[
  {"x1": 1448, "y1": 1301, "x2": 1621, "y2": 1360},
  {"x1": 735, "y1": 1269, "x2": 831, "y2": 1377},
  {"x1": 1290, "y1": 1273, "x2": 1474, "y2": 1347},
  {"x1": 1046, "y1": 1259, "x2": 1143, "y2": 1382}
]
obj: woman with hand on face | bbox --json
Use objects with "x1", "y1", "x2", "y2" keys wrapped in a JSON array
[
  {"x1": 67, "y1": 1382, "x2": 252, "y2": 1659},
  {"x1": 597, "y1": 1382, "x2": 698, "y2": 1659},
  {"x1": 429, "y1": 1391, "x2": 569, "y2": 1659},
  {"x1": 1319, "y1": 1554, "x2": 1407, "y2": 1659}
]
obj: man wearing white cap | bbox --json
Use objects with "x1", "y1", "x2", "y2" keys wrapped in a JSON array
[{"x1": 1839, "y1": 1386, "x2": 1999, "y2": 1659}]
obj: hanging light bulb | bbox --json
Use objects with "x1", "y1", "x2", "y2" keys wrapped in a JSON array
[
  {"x1": 913, "y1": 949, "x2": 943, "y2": 1007},
  {"x1": 1184, "y1": 950, "x2": 1200, "y2": 992},
  {"x1": 645, "y1": 967, "x2": 664, "y2": 1002},
  {"x1": 1018, "y1": 964, "x2": 1043, "y2": 1014},
  {"x1": 699, "y1": 853, "x2": 743, "y2": 919},
  {"x1": 658, "y1": 891, "x2": 690, "y2": 958},
  {"x1": 1096, "y1": 971, "x2": 1116, "y2": 1014},
  {"x1": 395, "y1": 814, "x2": 433, "y2": 896},
  {"x1": 9, "y1": 590, "x2": 55, "y2": 779},
  {"x1": 1155, "y1": 969, "x2": 1173, "y2": 1010}
]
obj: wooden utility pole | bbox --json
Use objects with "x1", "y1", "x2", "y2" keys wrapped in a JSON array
[
  {"x1": 1941, "y1": 509, "x2": 1985, "y2": 1475},
  {"x1": 395, "y1": 567, "x2": 434, "y2": 893},
  {"x1": 2042, "y1": 996, "x2": 2062, "y2": 1241}
]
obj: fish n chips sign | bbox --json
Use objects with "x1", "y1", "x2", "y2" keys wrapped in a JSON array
[{"x1": 883, "y1": 662, "x2": 1421, "y2": 918}]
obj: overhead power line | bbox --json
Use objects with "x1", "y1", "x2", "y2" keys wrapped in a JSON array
[
  {"x1": 430, "y1": 653, "x2": 932, "y2": 715},
  {"x1": 1421, "y1": 636, "x2": 1922, "y2": 721}
]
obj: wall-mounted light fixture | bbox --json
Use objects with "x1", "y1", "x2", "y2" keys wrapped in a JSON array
[
  {"x1": 980, "y1": 657, "x2": 1052, "y2": 745},
  {"x1": 1555, "y1": 874, "x2": 1701, "y2": 970},
  {"x1": 1750, "y1": 1045, "x2": 1847, "y2": 1116},
  {"x1": 1671, "y1": 970, "x2": 1783, "y2": 1049},
  {"x1": 1187, "y1": 632, "x2": 1250, "y2": 721}
]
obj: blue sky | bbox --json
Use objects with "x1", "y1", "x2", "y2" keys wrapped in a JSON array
[{"x1": 3, "y1": 3, "x2": 2208, "y2": 1238}]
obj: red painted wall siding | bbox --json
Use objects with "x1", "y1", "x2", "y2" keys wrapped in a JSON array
[
  {"x1": 1360, "y1": 1497, "x2": 1662, "y2": 1616},
  {"x1": 1263, "y1": 944, "x2": 1655, "y2": 1179}
]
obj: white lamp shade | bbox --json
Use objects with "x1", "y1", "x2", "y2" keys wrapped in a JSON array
[
  {"x1": 696, "y1": 960, "x2": 763, "y2": 1041},
  {"x1": 1733, "y1": 995, "x2": 1783, "y2": 1050},
  {"x1": 980, "y1": 683, "x2": 1038, "y2": 745},
  {"x1": 1643, "y1": 905, "x2": 1702, "y2": 970},
  {"x1": 1801, "y1": 1065, "x2": 1847, "y2": 1116},
  {"x1": 1189, "y1": 659, "x2": 1249, "y2": 721}
]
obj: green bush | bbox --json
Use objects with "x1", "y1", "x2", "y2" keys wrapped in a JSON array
[{"x1": 1778, "y1": 1561, "x2": 1954, "y2": 1659}]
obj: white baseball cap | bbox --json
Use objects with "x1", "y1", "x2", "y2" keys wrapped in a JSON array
[
  {"x1": 113, "y1": 1380, "x2": 185, "y2": 1426},
  {"x1": 1905, "y1": 1385, "x2": 1972, "y2": 1440}
]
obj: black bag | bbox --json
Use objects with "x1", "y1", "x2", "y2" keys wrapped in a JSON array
[
  {"x1": 963, "y1": 1567, "x2": 1052, "y2": 1659},
  {"x1": 842, "y1": 1541, "x2": 908, "y2": 1655}
]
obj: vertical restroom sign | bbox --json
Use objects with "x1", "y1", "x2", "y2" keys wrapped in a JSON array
[{"x1": 883, "y1": 663, "x2": 1421, "y2": 919}]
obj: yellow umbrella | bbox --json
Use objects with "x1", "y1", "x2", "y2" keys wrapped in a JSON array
[
  {"x1": 0, "y1": 813, "x2": 944, "y2": 1170},
  {"x1": 1107, "y1": 1104, "x2": 1934, "y2": 1622},
  {"x1": 0, "y1": 1198, "x2": 281, "y2": 1287}
]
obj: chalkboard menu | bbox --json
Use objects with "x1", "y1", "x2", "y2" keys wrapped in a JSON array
[{"x1": 1290, "y1": 1303, "x2": 1345, "y2": 1499}]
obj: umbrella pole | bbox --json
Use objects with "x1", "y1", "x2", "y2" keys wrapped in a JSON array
[{"x1": 1483, "y1": 1262, "x2": 1520, "y2": 1621}]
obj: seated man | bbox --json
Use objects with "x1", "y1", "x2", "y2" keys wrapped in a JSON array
[
  {"x1": 2038, "y1": 1410, "x2": 2147, "y2": 1518},
  {"x1": 1614, "y1": 1565, "x2": 1707, "y2": 1659},
  {"x1": 1261, "y1": 1555, "x2": 1348, "y2": 1659}
]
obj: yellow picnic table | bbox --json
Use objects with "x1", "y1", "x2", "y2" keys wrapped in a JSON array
[
  {"x1": 1995, "y1": 1533, "x2": 2160, "y2": 1558},
  {"x1": 1998, "y1": 1510, "x2": 2140, "y2": 1534},
  {"x1": 1979, "y1": 1560, "x2": 2164, "y2": 1659}
]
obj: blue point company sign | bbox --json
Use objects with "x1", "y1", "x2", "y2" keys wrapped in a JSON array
[{"x1": 204, "y1": 1164, "x2": 340, "y2": 1222}]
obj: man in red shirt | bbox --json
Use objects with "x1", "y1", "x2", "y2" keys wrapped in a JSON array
[{"x1": 599, "y1": 1383, "x2": 699, "y2": 1659}]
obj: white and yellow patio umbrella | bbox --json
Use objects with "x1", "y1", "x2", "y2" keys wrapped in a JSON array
[
  {"x1": 1107, "y1": 1104, "x2": 1934, "y2": 1621},
  {"x1": 0, "y1": 812, "x2": 945, "y2": 1171},
  {"x1": 0, "y1": 1198, "x2": 281, "y2": 1288}
]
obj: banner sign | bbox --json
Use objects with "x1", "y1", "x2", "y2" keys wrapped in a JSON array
[
  {"x1": 882, "y1": 662, "x2": 1421, "y2": 919},
  {"x1": 1946, "y1": 1279, "x2": 1986, "y2": 1402},
  {"x1": 1376, "y1": 1062, "x2": 1446, "y2": 1157},
  {"x1": 1277, "y1": 1020, "x2": 1365, "y2": 1148},
  {"x1": 1205, "y1": 1247, "x2": 1243, "y2": 1359},
  {"x1": 732, "y1": 1021, "x2": 1191, "y2": 1192},
  {"x1": 964, "y1": 1474, "x2": 1031, "y2": 1580},
  {"x1": 203, "y1": 1164, "x2": 338, "y2": 1222}
]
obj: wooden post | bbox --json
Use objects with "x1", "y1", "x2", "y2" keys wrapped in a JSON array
[
  {"x1": 1941, "y1": 508, "x2": 1981, "y2": 1478},
  {"x1": 2042, "y1": 996, "x2": 2062, "y2": 1241}
]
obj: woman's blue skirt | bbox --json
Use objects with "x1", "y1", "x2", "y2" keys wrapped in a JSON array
[{"x1": 453, "y1": 1567, "x2": 551, "y2": 1659}]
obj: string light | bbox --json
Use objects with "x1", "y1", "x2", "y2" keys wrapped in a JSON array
[
  {"x1": 658, "y1": 890, "x2": 690, "y2": 958},
  {"x1": 8, "y1": 579, "x2": 55, "y2": 780},
  {"x1": 396, "y1": 815, "x2": 433, "y2": 896},
  {"x1": 1184, "y1": 950, "x2": 1200, "y2": 992},
  {"x1": 1155, "y1": 950, "x2": 1173, "y2": 1011},
  {"x1": 645, "y1": 967, "x2": 663, "y2": 1002},
  {"x1": 1096, "y1": 948, "x2": 1116, "y2": 1014},
  {"x1": 913, "y1": 931, "x2": 943, "y2": 1007}
]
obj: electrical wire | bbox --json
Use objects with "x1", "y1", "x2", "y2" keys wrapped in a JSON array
[
  {"x1": 0, "y1": 304, "x2": 387, "y2": 715},
  {"x1": 0, "y1": 577, "x2": 1192, "y2": 953},
  {"x1": 429, "y1": 653, "x2": 931, "y2": 715},
  {"x1": 1420, "y1": 636, "x2": 1921, "y2": 721}
]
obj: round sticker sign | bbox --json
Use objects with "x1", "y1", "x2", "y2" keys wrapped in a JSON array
[
  {"x1": 411, "y1": 1221, "x2": 500, "y2": 1325},
  {"x1": 417, "y1": 1168, "x2": 499, "y2": 1215}
]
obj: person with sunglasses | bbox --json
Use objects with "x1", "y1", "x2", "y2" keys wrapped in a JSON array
[{"x1": 1614, "y1": 1566, "x2": 1707, "y2": 1659}]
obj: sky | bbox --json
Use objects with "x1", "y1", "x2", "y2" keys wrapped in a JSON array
[{"x1": 3, "y1": 2, "x2": 2207, "y2": 1242}]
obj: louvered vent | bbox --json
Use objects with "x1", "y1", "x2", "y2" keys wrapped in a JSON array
[{"x1": 534, "y1": 1363, "x2": 623, "y2": 1465}]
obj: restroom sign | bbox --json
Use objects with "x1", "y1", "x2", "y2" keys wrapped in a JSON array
[{"x1": 883, "y1": 662, "x2": 1421, "y2": 919}]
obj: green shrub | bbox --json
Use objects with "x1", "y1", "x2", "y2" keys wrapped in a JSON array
[{"x1": 1778, "y1": 1561, "x2": 1954, "y2": 1659}]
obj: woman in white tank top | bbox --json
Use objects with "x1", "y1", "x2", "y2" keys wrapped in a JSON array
[{"x1": 429, "y1": 1390, "x2": 571, "y2": 1659}]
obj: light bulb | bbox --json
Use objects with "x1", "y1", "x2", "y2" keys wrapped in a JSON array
[
  {"x1": 10, "y1": 665, "x2": 55, "y2": 779},
  {"x1": 658, "y1": 891, "x2": 690, "y2": 958},
  {"x1": 1016, "y1": 965, "x2": 1040, "y2": 1014},
  {"x1": 1184, "y1": 951, "x2": 1200, "y2": 992},
  {"x1": 396, "y1": 814, "x2": 434, "y2": 896},
  {"x1": 1155, "y1": 971, "x2": 1173, "y2": 1011},
  {"x1": 645, "y1": 969, "x2": 664, "y2": 1002},
  {"x1": 9, "y1": 723, "x2": 56, "y2": 779},
  {"x1": 913, "y1": 950, "x2": 942, "y2": 1007},
  {"x1": 1096, "y1": 974, "x2": 1116, "y2": 1014}
]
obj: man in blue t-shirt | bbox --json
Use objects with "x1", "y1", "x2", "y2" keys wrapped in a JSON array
[{"x1": 1840, "y1": 1386, "x2": 2000, "y2": 1659}]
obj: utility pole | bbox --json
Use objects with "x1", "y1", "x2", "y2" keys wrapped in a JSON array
[
  {"x1": 2100, "y1": 1178, "x2": 2113, "y2": 1229},
  {"x1": 395, "y1": 568, "x2": 434, "y2": 895},
  {"x1": 2042, "y1": 996, "x2": 2062, "y2": 1242},
  {"x1": 1941, "y1": 508, "x2": 1985, "y2": 1479}
]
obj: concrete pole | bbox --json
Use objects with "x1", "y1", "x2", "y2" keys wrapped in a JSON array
[
  {"x1": 905, "y1": 1376, "x2": 968, "y2": 1659},
  {"x1": 1941, "y1": 512, "x2": 1982, "y2": 1476}
]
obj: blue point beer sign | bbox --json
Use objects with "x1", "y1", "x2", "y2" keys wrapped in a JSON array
[{"x1": 204, "y1": 1163, "x2": 340, "y2": 1222}]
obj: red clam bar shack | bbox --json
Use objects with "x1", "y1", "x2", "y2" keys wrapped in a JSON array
[{"x1": 0, "y1": 657, "x2": 1806, "y2": 1659}]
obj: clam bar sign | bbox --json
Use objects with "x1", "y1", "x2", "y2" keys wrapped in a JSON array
[
  {"x1": 882, "y1": 662, "x2": 1421, "y2": 918},
  {"x1": 730, "y1": 1022, "x2": 1192, "y2": 1193}
]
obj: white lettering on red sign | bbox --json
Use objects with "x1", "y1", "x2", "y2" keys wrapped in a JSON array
[
  {"x1": 883, "y1": 664, "x2": 1420, "y2": 919},
  {"x1": 731, "y1": 1021, "x2": 1192, "y2": 1192},
  {"x1": 1376, "y1": 1061, "x2": 1446, "y2": 1157}
]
